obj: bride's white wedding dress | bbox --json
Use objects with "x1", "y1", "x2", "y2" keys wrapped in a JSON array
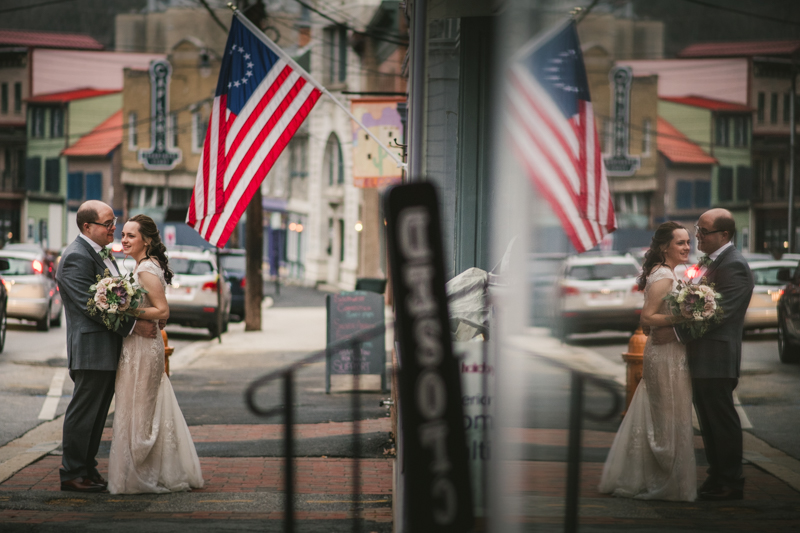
[
  {"x1": 108, "y1": 259, "x2": 204, "y2": 494},
  {"x1": 599, "y1": 265, "x2": 697, "y2": 501}
]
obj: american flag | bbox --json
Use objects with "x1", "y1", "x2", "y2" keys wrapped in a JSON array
[
  {"x1": 187, "y1": 14, "x2": 321, "y2": 247},
  {"x1": 506, "y1": 20, "x2": 616, "y2": 253}
]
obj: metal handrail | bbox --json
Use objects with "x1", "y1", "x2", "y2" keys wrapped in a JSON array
[{"x1": 244, "y1": 323, "x2": 387, "y2": 533}]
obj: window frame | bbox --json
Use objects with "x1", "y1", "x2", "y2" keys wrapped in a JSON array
[{"x1": 128, "y1": 111, "x2": 138, "y2": 150}]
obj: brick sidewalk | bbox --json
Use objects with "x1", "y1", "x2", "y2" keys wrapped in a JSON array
[{"x1": 0, "y1": 421, "x2": 394, "y2": 532}]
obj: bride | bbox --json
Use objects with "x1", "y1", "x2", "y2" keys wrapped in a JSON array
[
  {"x1": 599, "y1": 221, "x2": 696, "y2": 501},
  {"x1": 108, "y1": 214, "x2": 204, "y2": 494}
]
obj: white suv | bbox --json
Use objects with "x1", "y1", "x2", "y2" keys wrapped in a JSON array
[
  {"x1": 164, "y1": 247, "x2": 231, "y2": 337},
  {"x1": 554, "y1": 254, "x2": 644, "y2": 339}
]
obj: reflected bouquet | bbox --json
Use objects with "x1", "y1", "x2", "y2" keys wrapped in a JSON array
[
  {"x1": 663, "y1": 277, "x2": 724, "y2": 337},
  {"x1": 86, "y1": 269, "x2": 148, "y2": 330}
]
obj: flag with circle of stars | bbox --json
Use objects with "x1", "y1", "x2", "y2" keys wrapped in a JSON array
[
  {"x1": 188, "y1": 15, "x2": 322, "y2": 248},
  {"x1": 506, "y1": 20, "x2": 616, "y2": 253}
]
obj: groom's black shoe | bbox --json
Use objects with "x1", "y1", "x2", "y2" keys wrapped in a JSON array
[
  {"x1": 88, "y1": 474, "x2": 108, "y2": 488},
  {"x1": 61, "y1": 477, "x2": 106, "y2": 493},
  {"x1": 698, "y1": 487, "x2": 743, "y2": 501},
  {"x1": 698, "y1": 477, "x2": 722, "y2": 494}
]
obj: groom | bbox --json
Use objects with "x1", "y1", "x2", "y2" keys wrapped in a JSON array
[
  {"x1": 56, "y1": 200, "x2": 158, "y2": 492},
  {"x1": 653, "y1": 208, "x2": 754, "y2": 501}
]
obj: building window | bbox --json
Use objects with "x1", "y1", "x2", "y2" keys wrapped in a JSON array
[
  {"x1": 128, "y1": 112, "x2": 138, "y2": 150},
  {"x1": 715, "y1": 116, "x2": 729, "y2": 146},
  {"x1": 324, "y1": 133, "x2": 344, "y2": 185},
  {"x1": 31, "y1": 107, "x2": 45, "y2": 138},
  {"x1": 736, "y1": 166, "x2": 752, "y2": 201},
  {"x1": 169, "y1": 188, "x2": 192, "y2": 206},
  {"x1": 323, "y1": 26, "x2": 347, "y2": 85},
  {"x1": 67, "y1": 172, "x2": 83, "y2": 200},
  {"x1": 642, "y1": 118, "x2": 652, "y2": 155},
  {"x1": 777, "y1": 159, "x2": 786, "y2": 198},
  {"x1": 757, "y1": 92, "x2": 765, "y2": 124},
  {"x1": 50, "y1": 108, "x2": 64, "y2": 138},
  {"x1": 764, "y1": 159, "x2": 774, "y2": 200},
  {"x1": 44, "y1": 158, "x2": 60, "y2": 193},
  {"x1": 25, "y1": 157, "x2": 41, "y2": 192},
  {"x1": 770, "y1": 92, "x2": 778, "y2": 124},
  {"x1": 676, "y1": 181, "x2": 693, "y2": 209},
  {"x1": 718, "y1": 166, "x2": 733, "y2": 202},
  {"x1": 86, "y1": 172, "x2": 102, "y2": 200},
  {"x1": 695, "y1": 180, "x2": 711, "y2": 207},
  {"x1": 784, "y1": 93, "x2": 791, "y2": 124},
  {"x1": 169, "y1": 112, "x2": 178, "y2": 148},
  {"x1": 191, "y1": 109, "x2": 208, "y2": 153},
  {"x1": 732, "y1": 116, "x2": 748, "y2": 147},
  {"x1": 13, "y1": 82, "x2": 21, "y2": 114},
  {"x1": 1, "y1": 83, "x2": 7, "y2": 114}
]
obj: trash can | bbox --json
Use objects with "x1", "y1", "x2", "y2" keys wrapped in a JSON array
[{"x1": 355, "y1": 278, "x2": 387, "y2": 294}]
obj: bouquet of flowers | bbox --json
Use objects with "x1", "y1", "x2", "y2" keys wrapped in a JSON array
[
  {"x1": 86, "y1": 269, "x2": 148, "y2": 330},
  {"x1": 663, "y1": 277, "x2": 724, "y2": 337}
]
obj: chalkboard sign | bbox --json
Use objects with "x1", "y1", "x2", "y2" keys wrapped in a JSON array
[{"x1": 325, "y1": 291, "x2": 386, "y2": 392}]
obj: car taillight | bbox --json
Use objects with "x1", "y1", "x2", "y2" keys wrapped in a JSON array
[
  {"x1": 32, "y1": 260, "x2": 43, "y2": 274},
  {"x1": 202, "y1": 281, "x2": 217, "y2": 291},
  {"x1": 686, "y1": 265, "x2": 699, "y2": 279},
  {"x1": 632, "y1": 284, "x2": 640, "y2": 292},
  {"x1": 769, "y1": 289, "x2": 784, "y2": 302},
  {"x1": 240, "y1": 277, "x2": 246, "y2": 288},
  {"x1": 1, "y1": 279, "x2": 11, "y2": 292},
  {"x1": 561, "y1": 286, "x2": 580, "y2": 296},
  {"x1": 112, "y1": 242, "x2": 124, "y2": 252}
]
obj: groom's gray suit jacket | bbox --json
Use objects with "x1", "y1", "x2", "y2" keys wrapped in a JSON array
[
  {"x1": 677, "y1": 245, "x2": 754, "y2": 378},
  {"x1": 56, "y1": 236, "x2": 134, "y2": 370}
]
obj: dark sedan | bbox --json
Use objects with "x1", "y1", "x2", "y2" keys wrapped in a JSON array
[
  {"x1": 777, "y1": 261, "x2": 800, "y2": 363},
  {"x1": 0, "y1": 258, "x2": 8, "y2": 352},
  {"x1": 219, "y1": 249, "x2": 246, "y2": 322}
]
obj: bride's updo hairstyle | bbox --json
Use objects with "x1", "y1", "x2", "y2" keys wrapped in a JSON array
[
  {"x1": 128, "y1": 214, "x2": 174, "y2": 285},
  {"x1": 636, "y1": 221, "x2": 686, "y2": 291}
]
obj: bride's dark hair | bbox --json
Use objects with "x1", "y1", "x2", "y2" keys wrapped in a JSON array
[
  {"x1": 128, "y1": 214, "x2": 174, "y2": 285},
  {"x1": 636, "y1": 221, "x2": 686, "y2": 291}
]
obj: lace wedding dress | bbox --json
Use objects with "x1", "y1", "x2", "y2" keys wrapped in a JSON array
[
  {"x1": 108, "y1": 259, "x2": 204, "y2": 494},
  {"x1": 599, "y1": 265, "x2": 697, "y2": 501}
]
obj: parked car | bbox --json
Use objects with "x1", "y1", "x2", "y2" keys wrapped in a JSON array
[
  {"x1": 165, "y1": 247, "x2": 231, "y2": 337},
  {"x1": 529, "y1": 253, "x2": 567, "y2": 326},
  {"x1": 0, "y1": 247, "x2": 62, "y2": 331},
  {"x1": 554, "y1": 253, "x2": 644, "y2": 339},
  {"x1": 743, "y1": 260, "x2": 798, "y2": 330},
  {"x1": 219, "y1": 249, "x2": 246, "y2": 322},
  {"x1": 0, "y1": 258, "x2": 9, "y2": 352},
  {"x1": 777, "y1": 261, "x2": 800, "y2": 363}
]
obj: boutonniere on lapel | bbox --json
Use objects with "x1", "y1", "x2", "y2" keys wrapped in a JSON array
[{"x1": 98, "y1": 247, "x2": 112, "y2": 260}]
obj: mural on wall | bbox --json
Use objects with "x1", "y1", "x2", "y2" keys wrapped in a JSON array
[{"x1": 350, "y1": 98, "x2": 405, "y2": 188}]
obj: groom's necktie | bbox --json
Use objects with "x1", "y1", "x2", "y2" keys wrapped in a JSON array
[{"x1": 698, "y1": 255, "x2": 713, "y2": 268}]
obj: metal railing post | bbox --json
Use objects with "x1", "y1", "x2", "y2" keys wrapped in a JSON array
[
  {"x1": 565, "y1": 372, "x2": 584, "y2": 533},
  {"x1": 284, "y1": 371, "x2": 295, "y2": 533},
  {"x1": 351, "y1": 341, "x2": 362, "y2": 532}
]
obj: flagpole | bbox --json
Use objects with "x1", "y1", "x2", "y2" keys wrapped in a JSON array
[{"x1": 228, "y1": 4, "x2": 408, "y2": 170}]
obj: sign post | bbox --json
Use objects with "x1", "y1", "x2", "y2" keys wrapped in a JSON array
[{"x1": 385, "y1": 182, "x2": 474, "y2": 532}]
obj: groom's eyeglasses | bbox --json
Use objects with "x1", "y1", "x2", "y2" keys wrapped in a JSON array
[
  {"x1": 694, "y1": 225, "x2": 724, "y2": 237},
  {"x1": 88, "y1": 217, "x2": 117, "y2": 230}
]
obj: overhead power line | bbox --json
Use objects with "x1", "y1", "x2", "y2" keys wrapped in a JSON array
[
  {"x1": 0, "y1": 0, "x2": 76, "y2": 14},
  {"x1": 293, "y1": 0, "x2": 408, "y2": 46},
  {"x1": 677, "y1": 0, "x2": 800, "y2": 27}
]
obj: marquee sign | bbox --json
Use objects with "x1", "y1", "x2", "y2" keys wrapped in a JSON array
[
  {"x1": 138, "y1": 59, "x2": 182, "y2": 170},
  {"x1": 604, "y1": 66, "x2": 640, "y2": 176},
  {"x1": 385, "y1": 182, "x2": 473, "y2": 532}
]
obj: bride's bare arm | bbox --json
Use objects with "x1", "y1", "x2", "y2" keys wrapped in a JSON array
[
  {"x1": 135, "y1": 271, "x2": 169, "y2": 321},
  {"x1": 639, "y1": 277, "x2": 676, "y2": 328}
]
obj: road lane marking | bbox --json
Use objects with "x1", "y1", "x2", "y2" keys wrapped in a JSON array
[
  {"x1": 733, "y1": 390, "x2": 753, "y2": 429},
  {"x1": 37, "y1": 368, "x2": 67, "y2": 420}
]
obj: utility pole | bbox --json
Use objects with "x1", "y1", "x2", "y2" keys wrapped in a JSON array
[
  {"x1": 789, "y1": 59, "x2": 797, "y2": 253},
  {"x1": 242, "y1": 0, "x2": 267, "y2": 331}
]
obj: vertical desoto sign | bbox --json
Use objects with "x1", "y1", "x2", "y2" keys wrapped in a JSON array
[
  {"x1": 385, "y1": 182, "x2": 473, "y2": 532},
  {"x1": 138, "y1": 59, "x2": 182, "y2": 170}
]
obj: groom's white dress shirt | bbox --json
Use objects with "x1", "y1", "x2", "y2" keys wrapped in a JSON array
[{"x1": 80, "y1": 233, "x2": 119, "y2": 276}]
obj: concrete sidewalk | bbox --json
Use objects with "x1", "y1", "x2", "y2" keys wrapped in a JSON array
[{"x1": 1, "y1": 288, "x2": 799, "y2": 531}]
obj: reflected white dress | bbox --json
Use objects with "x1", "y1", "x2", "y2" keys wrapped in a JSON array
[
  {"x1": 108, "y1": 259, "x2": 204, "y2": 494},
  {"x1": 599, "y1": 265, "x2": 696, "y2": 501}
]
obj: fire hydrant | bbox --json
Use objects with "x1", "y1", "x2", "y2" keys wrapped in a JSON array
[
  {"x1": 162, "y1": 329, "x2": 174, "y2": 376},
  {"x1": 621, "y1": 326, "x2": 647, "y2": 416}
]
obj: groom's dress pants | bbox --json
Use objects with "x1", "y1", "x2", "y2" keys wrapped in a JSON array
[
  {"x1": 60, "y1": 370, "x2": 116, "y2": 482},
  {"x1": 692, "y1": 377, "x2": 744, "y2": 490}
]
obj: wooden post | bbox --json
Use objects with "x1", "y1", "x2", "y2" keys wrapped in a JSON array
[{"x1": 245, "y1": 188, "x2": 263, "y2": 331}]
